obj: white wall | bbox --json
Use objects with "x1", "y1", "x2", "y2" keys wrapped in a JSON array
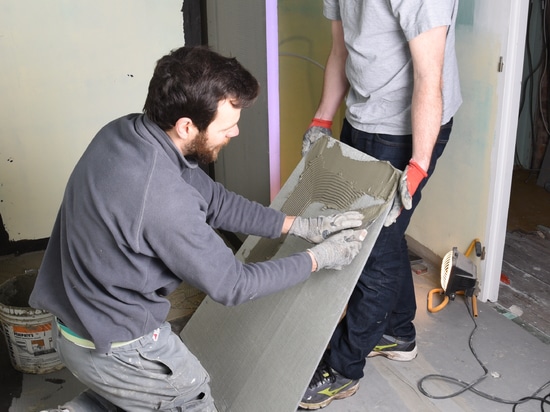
[
  {"x1": 0, "y1": 1, "x2": 184, "y2": 240},
  {"x1": 408, "y1": 7, "x2": 499, "y2": 263},
  {"x1": 408, "y1": 0, "x2": 529, "y2": 301}
]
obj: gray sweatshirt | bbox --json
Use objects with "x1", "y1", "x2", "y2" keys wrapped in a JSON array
[{"x1": 29, "y1": 114, "x2": 312, "y2": 353}]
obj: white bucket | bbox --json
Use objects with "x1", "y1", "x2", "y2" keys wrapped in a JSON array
[{"x1": 0, "y1": 271, "x2": 64, "y2": 374}]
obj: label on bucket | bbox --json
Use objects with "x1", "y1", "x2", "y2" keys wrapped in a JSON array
[{"x1": 1, "y1": 318, "x2": 63, "y2": 374}]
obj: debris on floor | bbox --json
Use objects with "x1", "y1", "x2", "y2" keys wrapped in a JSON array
[{"x1": 409, "y1": 251, "x2": 428, "y2": 274}]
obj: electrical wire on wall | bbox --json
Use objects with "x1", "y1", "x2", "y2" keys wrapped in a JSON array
[
  {"x1": 278, "y1": 52, "x2": 325, "y2": 71},
  {"x1": 516, "y1": 0, "x2": 549, "y2": 171},
  {"x1": 538, "y1": 0, "x2": 550, "y2": 137},
  {"x1": 417, "y1": 296, "x2": 550, "y2": 410},
  {"x1": 278, "y1": 36, "x2": 326, "y2": 116}
]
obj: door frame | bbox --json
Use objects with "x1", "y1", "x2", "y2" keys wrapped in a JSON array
[{"x1": 481, "y1": 0, "x2": 530, "y2": 301}]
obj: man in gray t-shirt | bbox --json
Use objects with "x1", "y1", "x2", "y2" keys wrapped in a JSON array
[{"x1": 300, "y1": 0, "x2": 462, "y2": 409}]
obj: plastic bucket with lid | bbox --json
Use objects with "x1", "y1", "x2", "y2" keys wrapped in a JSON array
[{"x1": 0, "y1": 271, "x2": 63, "y2": 374}]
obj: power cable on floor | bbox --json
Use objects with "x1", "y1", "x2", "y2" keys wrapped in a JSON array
[{"x1": 417, "y1": 297, "x2": 550, "y2": 410}]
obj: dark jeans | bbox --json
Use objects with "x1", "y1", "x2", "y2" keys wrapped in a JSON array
[{"x1": 326, "y1": 118, "x2": 453, "y2": 380}]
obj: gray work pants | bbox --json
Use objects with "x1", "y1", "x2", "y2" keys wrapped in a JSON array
[{"x1": 53, "y1": 321, "x2": 216, "y2": 411}]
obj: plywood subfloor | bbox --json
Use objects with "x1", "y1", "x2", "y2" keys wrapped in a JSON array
[
  {"x1": 498, "y1": 229, "x2": 550, "y2": 343},
  {"x1": 507, "y1": 167, "x2": 550, "y2": 233},
  {"x1": 499, "y1": 166, "x2": 550, "y2": 344}
]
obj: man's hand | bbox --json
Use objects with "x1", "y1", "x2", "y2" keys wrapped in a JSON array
[
  {"x1": 302, "y1": 118, "x2": 332, "y2": 156},
  {"x1": 384, "y1": 159, "x2": 428, "y2": 226},
  {"x1": 308, "y1": 229, "x2": 367, "y2": 271},
  {"x1": 289, "y1": 211, "x2": 364, "y2": 243}
]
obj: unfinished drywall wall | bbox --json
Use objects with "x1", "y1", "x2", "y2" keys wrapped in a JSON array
[
  {"x1": 277, "y1": 1, "x2": 346, "y2": 186},
  {"x1": 0, "y1": 1, "x2": 184, "y2": 241},
  {"x1": 206, "y1": 0, "x2": 274, "y2": 206}
]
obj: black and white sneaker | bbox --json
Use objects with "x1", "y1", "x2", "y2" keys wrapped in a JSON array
[
  {"x1": 367, "y1": 334, "x2": 418, "y2": 361},
  {"x1": 299, "y1": 361, "x2": 359, "y2": 410}
]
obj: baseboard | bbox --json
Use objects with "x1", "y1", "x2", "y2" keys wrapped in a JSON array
[
  {"x1": 0, "y1": 238, "x2": 49, "y2": 257},
  {"x1": 405, "y1": 234, "x2": 442, "y2": 268}
]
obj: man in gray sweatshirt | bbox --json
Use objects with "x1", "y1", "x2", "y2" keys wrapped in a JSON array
[{"x1": 31, "y1": 46, "x2": 367, "y2": 412}]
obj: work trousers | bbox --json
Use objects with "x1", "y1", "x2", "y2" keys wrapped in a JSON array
[
  {"x1": 53, "y1": 321, "x2": 216, "y2": 412},
  {"x1": 327, "y1": 118, "x2": 453, "y2": 380}
]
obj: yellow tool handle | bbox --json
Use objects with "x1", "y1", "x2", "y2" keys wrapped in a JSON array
[
  {"x1": 427, "y1": 288, "x2": 449, "y2": 313},
  {"x1": 427, "y1": 288, "x2": 478, "y2": 316}
]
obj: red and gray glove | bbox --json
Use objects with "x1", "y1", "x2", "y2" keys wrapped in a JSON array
[
  {"x1": 384, "y1": 159, "x2": 428, "y2": 227},
  {"x1": 289, "y1": 211, "x2": 364, "y2": 243},
  {"x1": 308, "y1": 229, "x2": 368, "y2": 271},
  {"x1": 302, "y1": 118, "x2": 332, "y2": 156}
]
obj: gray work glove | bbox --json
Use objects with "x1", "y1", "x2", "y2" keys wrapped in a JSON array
[
  {"x1": 289, "y1": 211, "x2": 364, "y2": 244},
  {"x1": 302, "y1": 119, "x2": 333, "y2": 156},
  {"x1": 308, "y1": 229, "x2": 368, "y2": 271}
]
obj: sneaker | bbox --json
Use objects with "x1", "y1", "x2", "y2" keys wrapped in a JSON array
[
  {"x1": 39, "y1": 409, "x2": 69, "y2": 412},
  {"x1": 299, "y1": 362, "x2": 359, "y2": 410},
  {"x1": 367, "y1": 334, "x2": 418, "y2": 361}
]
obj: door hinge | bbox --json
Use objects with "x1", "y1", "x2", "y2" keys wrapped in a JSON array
[{"x1": 498, "y1": 56, "x2": 504, "y2": 72}]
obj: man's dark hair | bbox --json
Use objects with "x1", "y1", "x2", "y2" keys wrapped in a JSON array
[{"x1": 143, "y1": 46, "x2": 260, "y2": 131}]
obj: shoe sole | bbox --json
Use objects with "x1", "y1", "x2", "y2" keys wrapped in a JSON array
[
  {"x1": 298, "y1": 383, "x2": 359, "y2": 410},
  {"x1": 367, "y1": 345, "x2": 418, "y2": 362}
]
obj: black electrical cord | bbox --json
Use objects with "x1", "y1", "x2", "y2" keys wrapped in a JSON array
[
  {"x1": 417, "y1": 297, "x2": 550, "y2": 410},
  {"x1": 516, "y1": 0, "x2": 548, "y2": 171}
]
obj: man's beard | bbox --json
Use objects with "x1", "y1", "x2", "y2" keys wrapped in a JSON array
[{"x1": 188, "y1": 130, "x2": 225, "y2": 164}]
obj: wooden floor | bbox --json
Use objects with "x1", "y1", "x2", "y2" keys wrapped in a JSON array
[
  {"x1": 499, "y1": 230, "x2": 550, "y2": 342},
  {"x1": 506, "y1": 167, "x2": 550, "y2": 233},
  {"x1": 498, "y1": 167, "x2": 550, "y2": 343}
]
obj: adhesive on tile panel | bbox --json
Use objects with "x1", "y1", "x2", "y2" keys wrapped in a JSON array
[{"x1": 242, "y1": 136, "x2": 400, "y2": 263}]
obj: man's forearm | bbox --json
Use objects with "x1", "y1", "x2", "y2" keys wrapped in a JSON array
[
  {"x1": 409, "y1": 25, "x2": 448, "y2": 172},
  {"x1": 410, "y1": 77, "x2": 443, "y2": 171}
]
